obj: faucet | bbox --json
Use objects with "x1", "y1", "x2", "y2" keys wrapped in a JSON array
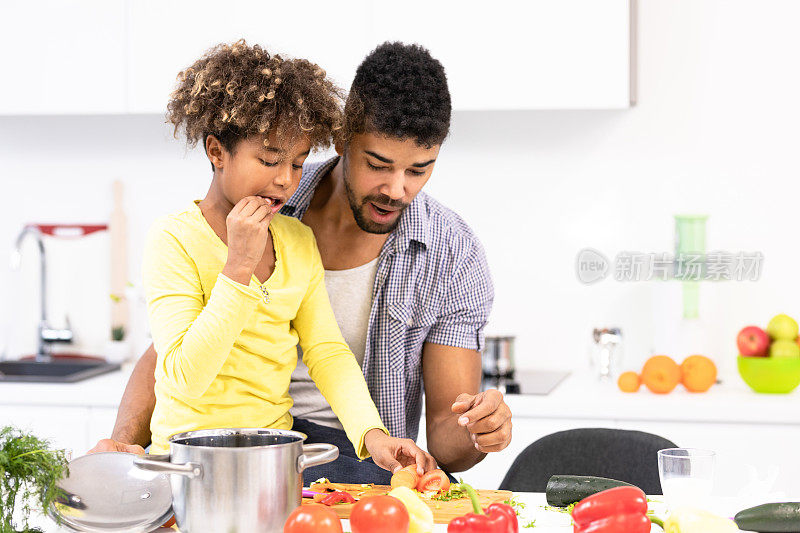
[{"x1": 11, "y1": 225, "x2": 73, "y2": 362}]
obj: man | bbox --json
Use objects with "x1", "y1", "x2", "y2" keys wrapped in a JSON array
[{"x1": 92, "y1": 42, "x2": 512, "y2": 484}]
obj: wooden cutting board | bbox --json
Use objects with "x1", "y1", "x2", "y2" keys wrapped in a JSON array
[{"x1": 302, "y1": 484, "x2": 513, "y2": 524}]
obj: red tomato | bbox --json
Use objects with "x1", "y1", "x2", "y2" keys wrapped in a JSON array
[
  {"x1": 350, "y1": 496, "x2": 410, "y2": 533},
  {"x1": 416, "y1": 469, "x2": 451, "y2": 493},
  {"x1": 284, "y1": 505, "x2": 343, "y2": 533}
]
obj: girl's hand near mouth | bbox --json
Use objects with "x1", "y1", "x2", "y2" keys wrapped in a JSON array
[
  {"x1": 363, "y1": 428, "x2": 438, "y2": 475},
  {"x1": 222, "y1": 195, "x2": 275, "y2": 285}
]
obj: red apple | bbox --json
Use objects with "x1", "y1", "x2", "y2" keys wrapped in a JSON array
[{"x1": 737, "y1": 325, "x2": 770, "y2": 357}]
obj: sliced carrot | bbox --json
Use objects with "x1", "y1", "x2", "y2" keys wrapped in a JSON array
[{"x1": 390, "y1": 467, "x2": 419, "y2": 489}]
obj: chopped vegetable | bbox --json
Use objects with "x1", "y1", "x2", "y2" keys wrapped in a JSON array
[
  {"x1": 388, "y1": 485, "x2": 435, "y2": 533},
  {"x1": 319, "y1": 491, "x2": 356, "y2": 506},
  {"x1": 447, "y1": 482, "x2": 518, "y2": 533},
  {"x1": 416, "y1": 469, "x2": 451, "y2": 494},
  {"x1": 433, "y1": 484, "x2": 467, "y2": 502},
  {"x1": 571, "y1": 486, "x2": 651, "y2": 533},
  {"x1": 391, "y1": 464, "x2": 420, "y2": 490},
  {"x1": 310, "y1": 479, "x2": 349, "y2": 492}
]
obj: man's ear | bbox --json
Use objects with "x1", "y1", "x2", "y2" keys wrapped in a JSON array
[{"x1": 205, "y1": 135, "x2": 225, "y2": 169}]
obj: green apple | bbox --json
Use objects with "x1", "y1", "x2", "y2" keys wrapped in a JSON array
[
  {"x1": 766, "y1": 314, "x2": 799, "y2": 341},
  {"x1": 769, "y1": 339, "x2": 800, "y2": 358}
]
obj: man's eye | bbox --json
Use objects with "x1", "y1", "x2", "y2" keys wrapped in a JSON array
[
  {"x1": 367, "y1": 162, "x2": 388, "y2": 171},
  {"x1": 292, "y1": 164, "x2": 303, "y2": 170},
  {"x1": 259, "y1": 159, "x2": 278, "y2": 167}
]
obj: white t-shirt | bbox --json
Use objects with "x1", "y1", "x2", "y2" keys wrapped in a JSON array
[{"x1": 289, "y1": 257, "x2": 379, "y2": 429}]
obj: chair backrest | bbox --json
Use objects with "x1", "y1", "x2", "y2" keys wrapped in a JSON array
[{"x1": 498, "y1": 428, "x2": 677, "y2": 494}]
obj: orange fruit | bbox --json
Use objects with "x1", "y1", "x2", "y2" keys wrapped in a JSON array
[
  {"x1": 617, "y1": 371, "x2": 641, "y2": 393},
  {"x1": 641, "y1": 355, "x2": 682, "y2": 394},
  {"x1": 681, "y1": 355, "x2": 717, "y2": 392}
]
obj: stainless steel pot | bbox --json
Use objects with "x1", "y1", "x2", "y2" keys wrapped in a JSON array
[{"x1": 133, "y1": 428, "x2": 338, "y2": 533}]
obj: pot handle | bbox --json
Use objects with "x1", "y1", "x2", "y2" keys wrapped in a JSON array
[
  {"x1": 297, "y1": 443, "x2": 339, "y2": 472},
  {"x1": 133, "y1": 454, "x2": 203, "y2": 479}
]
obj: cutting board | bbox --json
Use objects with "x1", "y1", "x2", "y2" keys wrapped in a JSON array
[{"x1": 302, "y1": 484, "x2": 513, "y2": 524}]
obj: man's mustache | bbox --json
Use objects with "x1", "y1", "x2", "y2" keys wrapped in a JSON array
[{"x1": 363, "y1": 194, "x2": 408, "y2": 210}]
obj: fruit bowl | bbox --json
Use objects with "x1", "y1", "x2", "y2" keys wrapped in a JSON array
[{"x1": 737, "y1": 355, "x2": 800, "y2": 394}]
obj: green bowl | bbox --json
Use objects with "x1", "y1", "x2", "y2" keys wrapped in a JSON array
[{"x1": 738, "y1": 355, "x2": 800, "y2": 393}]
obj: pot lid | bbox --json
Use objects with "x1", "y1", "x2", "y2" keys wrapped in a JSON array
[{"x1": 49, "y1": 452, "x2": 173, "y2": 532}]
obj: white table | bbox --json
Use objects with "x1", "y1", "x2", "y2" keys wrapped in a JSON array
[{"x1": 35, "y1": 493, "x2": 666, "y2": 532}]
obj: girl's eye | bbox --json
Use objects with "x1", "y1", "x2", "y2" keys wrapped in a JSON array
[
  {"x1": 367, "y1": 161, "x2": 388, "y2": 171},
  {"x1": 259, "y1": 159, "x2": 278, "y2": 167},
  {"x1": 408, "y1": 169, "x2": 425, "y2": 176}
]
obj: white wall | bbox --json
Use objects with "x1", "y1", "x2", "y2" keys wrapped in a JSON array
[{"x1": 1, "y1": 0, "x2": 799, "y2": 380}]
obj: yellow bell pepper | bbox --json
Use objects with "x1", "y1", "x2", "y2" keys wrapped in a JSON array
[
  {"x1": 663, "y1": 508, "x2": 740, "y2": 533},
  {"x1": 388, "y1": 486, "x2": 434, "y2": 533}
]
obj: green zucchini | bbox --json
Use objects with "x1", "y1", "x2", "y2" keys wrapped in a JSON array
[
  {"x1": 545, "y1": 475, "x2": 634, "y2": 507},
  {"x1": 734, "y1": 502, "x2": 800, "y2": 532}
]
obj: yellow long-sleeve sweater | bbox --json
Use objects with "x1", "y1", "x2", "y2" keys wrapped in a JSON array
[{"x1": 143, "y1": 202, "x2": 387, "y2": 455}]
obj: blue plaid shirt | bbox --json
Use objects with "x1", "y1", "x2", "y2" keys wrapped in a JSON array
[{"x1": 281, "y1": 157, "x2": 494, "y2": 440}]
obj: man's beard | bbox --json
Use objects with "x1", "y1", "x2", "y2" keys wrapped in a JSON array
[{"x1": 342, "y1": 154, "x2": 409, "y2": 235}]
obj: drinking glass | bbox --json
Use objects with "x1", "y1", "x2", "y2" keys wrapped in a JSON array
[{"x1": 658, "y1": 448, "x2": 715, "y2": 510}]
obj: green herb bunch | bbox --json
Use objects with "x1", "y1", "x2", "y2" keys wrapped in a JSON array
[{"x1": 0, "y1": 426, "x2": 69, "y2": 533}]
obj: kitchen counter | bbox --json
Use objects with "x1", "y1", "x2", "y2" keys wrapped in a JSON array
[
  {"x1": 0, "y1": 361, "x2": 134, "y2": 408},
  {"x1": 2, "y1": 363, "x2": 797, "y2": 424},
  {"x1": 505, "y1": 370, "x2": 800, "y2": 425}
]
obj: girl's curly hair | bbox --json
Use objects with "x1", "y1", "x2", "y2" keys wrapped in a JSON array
[{"x1": 167, "y1": 39, "x2": 343, "y2": 159}]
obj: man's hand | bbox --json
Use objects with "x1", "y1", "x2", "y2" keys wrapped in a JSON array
[
  {"x1": 363, "y1": 428, "x2": 438, "y2": 475},
  {"x1": 88, "y1": 438, "x2": 146, "y2": 455},
  {"x1": 451, "y1": 389, "x2": 512, "y2": 453}
]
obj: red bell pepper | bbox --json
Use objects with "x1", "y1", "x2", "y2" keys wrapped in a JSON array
[
  {"x1": 447, "y1": 483, "x2": 518, "y2": 533},
  {"x1": 319, "y1": 491, "x2": 356, "y2": 506},
  {"x1": 571, "y1": 485, "x2": 651, "y2": 533}
]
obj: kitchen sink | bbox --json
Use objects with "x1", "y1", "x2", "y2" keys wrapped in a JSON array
[{"x1": 0, "y1": 360, "x2": 120, "y2": 383}]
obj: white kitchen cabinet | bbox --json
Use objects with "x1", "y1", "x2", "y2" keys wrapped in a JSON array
[
  {"x1": 128, "y1": 0, "x2": 632, "y2": 112},
  {"x1": 0, "y1": 405, "x2": 89, "y2": 458},
  {"x1": 0, "y1": 0, "x2": 127, "y2": 114},
  {"x1": 370, "y1": 0, "x2": 632, "y2": 110},
  {"x1": 126, "y1": 0, "x2": 373, "y2": 113},
  {"x1": 0, "y1": 0, "x2": 631, "y2": 114}
]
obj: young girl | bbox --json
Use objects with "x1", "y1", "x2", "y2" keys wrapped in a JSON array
[{"x1": 143, "y1": 40, "x2": 433, "y2": 473}]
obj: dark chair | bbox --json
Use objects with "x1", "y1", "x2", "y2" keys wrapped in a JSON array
[{"x1": 499, "y1": 428, "x2": 677, "y2": 494}]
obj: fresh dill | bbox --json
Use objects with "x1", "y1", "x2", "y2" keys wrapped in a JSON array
[{"x1": 0, "y1": 426, "x2": 69, "y2": 533}]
